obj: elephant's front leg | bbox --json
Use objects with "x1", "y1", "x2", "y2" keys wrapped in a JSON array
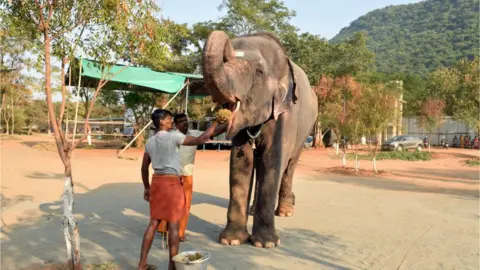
[
  {"x1": 250, "y1": 150, "x2": 283, "y2": 248},
  {"x1": 219, "y1": 135, "x2": 254, "y2": 246}
]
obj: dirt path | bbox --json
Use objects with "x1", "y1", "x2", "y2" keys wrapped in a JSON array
[{"x1": 1, "y1": 136, "x2": 479, "y2": 269}]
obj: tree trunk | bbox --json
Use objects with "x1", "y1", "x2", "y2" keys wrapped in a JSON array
[
  {"x1": 355, "y1": 145, "x2": 360, "y2": 172},
  {"x1": 336, "y1": 139, "x2": 340, "y2": 155},
  {"x1": 373, "y1": 156, "x2": 377, "y2": 173},
  {"x1": 0, "y1": 90, "x2": 6, "y2": 132},
  {"x1": 341, "y1": 149, "x2": 346, "y2": 167},
  {"x1": 313, "y1": 120, "x2": 321, "y2": 148},
  {"x1": 44, "y1": 34, "x2": 80, "y2": 268},
  {"x1": 428, "y1": 134, "x2": 431, "y2": 152},
  {"x1": 4, "y1": 111, "x2": 9, "y2": 135},
  {"x1": 48, "y1": 110, "x2": 51, "y2": 135},
  {"x1": 135, "y1": 128, "x2": 145, "y2": 148},
  {"x1": 11, "y1": 94, "x2": 14, "y2": 134},
  {"x1": 62, "y1": 160, "x2": 80, "y2": 270}
]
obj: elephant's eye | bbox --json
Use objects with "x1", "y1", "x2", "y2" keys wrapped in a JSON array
[{"x1": 255, "y1": 68, "x2": 264, "y2": 75}]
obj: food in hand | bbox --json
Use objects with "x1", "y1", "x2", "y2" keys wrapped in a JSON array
[{"x1": 214, "y1": 109, "x2": 232, "y2": 124}]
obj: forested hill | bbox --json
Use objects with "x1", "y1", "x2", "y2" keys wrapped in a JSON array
[{"x1": 330, "y1": 0, "x2": 479, "y2": 75}]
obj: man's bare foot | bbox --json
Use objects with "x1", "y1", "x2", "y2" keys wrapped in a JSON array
[{"x1": 138, "y1": 263, "x2": 157, "y2": 270}]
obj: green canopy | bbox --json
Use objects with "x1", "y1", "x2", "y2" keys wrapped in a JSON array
[{"x1": 69, "y1": 59, "x2": 208, "y2": 96}]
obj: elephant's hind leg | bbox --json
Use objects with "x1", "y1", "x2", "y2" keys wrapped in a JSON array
[
  {"x1": 275, "y1": 149, "x2": 301, "y2": 217},
  {"x1": 219, "y1": 134, "x2": 254, "y2": 246}
]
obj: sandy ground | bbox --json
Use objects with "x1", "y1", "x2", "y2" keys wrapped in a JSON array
[{"x1": 1, "y1": 134, "x2": 479, "y2": 270}]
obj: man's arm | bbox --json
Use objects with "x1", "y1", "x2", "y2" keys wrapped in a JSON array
[
  {"x1": 141, "y1": 152, "x2": 151, "y2": 189},
  {"x1": 212, "y1": 123, "x2": 228, "y2": 137},
  {"x1": 182, "y1": 122, "x2": 220, "y2": 146}
]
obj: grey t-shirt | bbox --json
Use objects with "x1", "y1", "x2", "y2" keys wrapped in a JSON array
[{"x1": 145, "y1": 130, "x2": 186, "y2": 175}]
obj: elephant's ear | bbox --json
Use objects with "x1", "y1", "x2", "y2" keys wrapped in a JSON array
[{"x1": 273, "y1": 58, "x2": 298, "y2": 120}]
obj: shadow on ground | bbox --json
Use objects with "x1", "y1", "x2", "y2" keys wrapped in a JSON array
[
  {"x1": 21, "y1": 140, "x2": 126, "y2": 150},
  {"x1": 309, "y1": 173, "x2": 479, "y2": 199},
  {"x1": 1, "y1": 182, "x2": 352, "y2": 270},
  {"x1": 390, "y1": 168, "x2": 479, "y2": 183}
]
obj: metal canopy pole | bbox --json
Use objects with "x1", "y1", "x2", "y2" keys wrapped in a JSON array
[
  {"x1": 71, "y1": 57, "x2": 83, "y2": 146},
  {"x1": 117, "y1": 82, "x2": 188, "y2": 157},
  {"x1": 185, "y1": 79, "x2": 189, "y2": 116}
]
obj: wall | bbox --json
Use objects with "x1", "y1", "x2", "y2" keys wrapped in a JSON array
[{"x1": 402, "y1": 116, "x2": 474, "y2": 145}]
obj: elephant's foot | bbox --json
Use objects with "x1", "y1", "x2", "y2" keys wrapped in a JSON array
[
  {"x1": 275, "y1": 192, "x2": 295, "y2": 217},
  {"x1": 250, "y1": 226, "x2": 280, "y2": 248},
  {"x1": 219, "y1": 223, "x2": 250, "y2": 246}
]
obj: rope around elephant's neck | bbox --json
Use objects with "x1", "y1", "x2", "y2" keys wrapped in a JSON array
[{"x1": 246, "y1": 123, "x2": 264, "y2": 139}]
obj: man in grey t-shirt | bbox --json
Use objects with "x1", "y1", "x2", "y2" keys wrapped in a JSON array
[{"x1": 138, "y1": 109, "x2": 224, "y2": 270}]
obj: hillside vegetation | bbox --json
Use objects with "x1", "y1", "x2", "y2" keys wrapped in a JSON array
[{"x1": 331, "y1": 0, "x2": 479, "y2": 74}]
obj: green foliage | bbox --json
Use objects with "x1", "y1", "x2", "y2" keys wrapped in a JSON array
[
  {"x1": 218, "y1": 0, "x2": 297, "y2": 36},
  {"x1": 285, "y1": 32, "x2": 374, "y2": 87},
  {"x1": 329, "y1": 32, "x2": 375, "y2": 77},
  {"x1": 337, "y1": 151, "x2": 432, "y2": 161},
  {"x1": 419, "y1": 98, "x2": 446, "y2": 136},
  {"x1": 376, "y1": 151, "x2": 432, "y2": 161},
  {"x1": 283, "y1": 32, "x2": 331, "y2": 86},
  {"x1": 360, "y1": 83, "x2": 398, "y2": 138},
  {"x1": 425, "y1": 58, "x2": 479, "y2": 130},
  {"x1": 465, "y1": 158, "x2": 480, "y2": 167},
  {"x1": 331, "y1": 0, "x2": 480, "y2": 75}
]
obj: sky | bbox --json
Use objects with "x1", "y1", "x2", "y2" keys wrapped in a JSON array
[{"x1": 157, "y1": 0, "x2": 423, "y2": 40}]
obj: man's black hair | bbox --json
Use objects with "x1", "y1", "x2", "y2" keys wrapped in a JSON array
[
  {"x1": 174, "y1": 113, "x2": 187, "y2": 124},
  {"x1": 151, "y1": 109, "x2": 173, "y2": 129}
]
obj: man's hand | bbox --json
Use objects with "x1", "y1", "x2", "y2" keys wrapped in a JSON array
[
  {"x1": 143, "y1": 188, "x2": 150, "y2": 202},
  {"x1": 183, "y1": 122, "x2": 218, "y2": 146}
]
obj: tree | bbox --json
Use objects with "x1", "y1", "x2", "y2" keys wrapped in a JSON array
[
  {"x1": 337, "y1": 79, "x2": 364, "y2": 171},
  {"x1": 420, "y1": 98, "x2": 446, "y2": 152},
  {"x1": 313, "y1": 76, "x2": 343, "y2": 150},
  {"x1": 0, "y1": 11, "x2": 34, "y2": 133},
  {"x1": 218, "y1": 0, "x2": 297, "y2": 36},
  {"x1": 3, "y1": 1, "x2": 164, "y2": 267},
  {"x1": 329, "y1": 32, "x2": 375, "y2": 78},
  {"x1": 330, "y1": 0, "x2": 480, "y2": 75},
  {"x1": 451, "y1": 58, "x2": 480, "y2": 133},
  {"x1": 428, "y1": 58, "x2": 479, "y2": 132},
  {"x1": 360, "y1": 83, "x2": 398, "y2": 173},
  {"x1": 306, "y1": 33, "x2": 374, "y2": 148}
]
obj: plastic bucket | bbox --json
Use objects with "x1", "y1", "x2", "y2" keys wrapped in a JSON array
[{"x1": 172, "y1": 250, "x2": 210, "y2": 270}]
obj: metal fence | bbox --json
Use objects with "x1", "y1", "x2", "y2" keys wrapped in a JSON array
[{"x1": 402, "y1": 116, "x2": 475, "y2": 145}]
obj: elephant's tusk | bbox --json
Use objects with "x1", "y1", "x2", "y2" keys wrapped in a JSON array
[
  {"x1": 211, "y1": 102, "x2": 219, "y2": 112},
  {"x1": 234, "y1": 101, "x2": 241, "y2": 113}
]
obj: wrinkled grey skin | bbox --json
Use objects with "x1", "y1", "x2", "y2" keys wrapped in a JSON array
[{"x1": 202, "y1": 31, "x2": 318, "y2": 248}]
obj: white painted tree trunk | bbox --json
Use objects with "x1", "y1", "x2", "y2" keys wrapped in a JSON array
[
  {"x1": 373, "y1": 157, "x2": 378, "y2": 173},
  {"x1": 355, "y1": 154, "x2": 360, "y2": 172},
  {"x1": 87, "y1": 130, "x2": 92, "y2": 146},
  {"x1": 62, "y1": 176, "x2": 80, "y2": 266},
  {"x1": 342, "y1": 152, "x2": 346, "y2": 167}
]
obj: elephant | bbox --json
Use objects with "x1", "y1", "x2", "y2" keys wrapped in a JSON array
[{"x1": 202, "y1": 31, "x2": 318, "y2": 248}]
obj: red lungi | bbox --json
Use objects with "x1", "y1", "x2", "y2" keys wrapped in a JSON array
[
  {"x1": 157, "y1": 175, "x2": 193, "y2": 237},
  {"x1": 150, "y1": 174, "x2": 186, "y2": 222}
]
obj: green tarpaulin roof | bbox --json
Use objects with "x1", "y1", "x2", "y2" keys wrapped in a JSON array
[{"x1": 69, "y1": 59, "x2": 208, "y2": 96}]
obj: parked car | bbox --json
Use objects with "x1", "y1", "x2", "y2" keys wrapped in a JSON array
[{"x1": 381, "y1": 135, "x2": 423, "y2": 152}]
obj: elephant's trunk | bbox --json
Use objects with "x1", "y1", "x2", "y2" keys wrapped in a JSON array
[{"x1": 202, "y1": 31, "x2": 252, "y2": 104}]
